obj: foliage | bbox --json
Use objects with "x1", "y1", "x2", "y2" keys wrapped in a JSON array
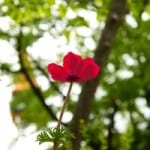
[
  {"x1": 37, "y1": 126, "x2": 73, "y2": 145},
  {"x1": 11, "y1": 88, "x2": 50, "y2": 128}
]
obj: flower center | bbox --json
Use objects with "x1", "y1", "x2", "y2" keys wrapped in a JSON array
[{"x1": 68, "y1": 75, "x2": 79, "y2": 81}]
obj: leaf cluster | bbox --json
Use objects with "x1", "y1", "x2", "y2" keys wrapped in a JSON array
[{"x1": 37, "y1": 126, "x2": 73, "y2": 145}]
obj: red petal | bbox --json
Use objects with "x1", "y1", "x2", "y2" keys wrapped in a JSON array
[
  {"x1": 63, "y1": 52, "x2": 82, "y2": 75},
  {"x1": 78, "y1": 58, "x2": 100, "y2": 82},
  {"x1": 47, "y1": 63, "x2": 68, "y2": 82}
]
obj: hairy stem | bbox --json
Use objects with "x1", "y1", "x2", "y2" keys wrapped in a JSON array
[{"x1": 53, "y1": 82, "x2": 73, "y2": 150}]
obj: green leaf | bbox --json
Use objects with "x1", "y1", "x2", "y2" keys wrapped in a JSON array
[{"x1": 68, "y1": 16, "x2": 89, "y2": 27}]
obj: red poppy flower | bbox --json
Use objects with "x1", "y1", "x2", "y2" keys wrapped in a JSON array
[{"x1": 47, "y1": 52, "x2": 100, "y2": 82}]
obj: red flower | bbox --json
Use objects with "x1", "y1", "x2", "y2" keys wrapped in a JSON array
[{"x1": 47, "y1": 52, "x2": 100, "y2": 82}]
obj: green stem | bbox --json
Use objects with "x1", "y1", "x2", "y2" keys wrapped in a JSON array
[{"x1": 53, "y1": 82, "x2": 73, "y2": 150}]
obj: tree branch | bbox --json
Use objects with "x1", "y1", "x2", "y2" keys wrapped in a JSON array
[
  {"x1": 70, "y1": 0, "x2": 128, "y2": 149},
  {"x1": 16, "y1": 28, "x2": 58, "y2": 121},
  {"x1": 32, "y1": 58, "x2": 65, "y2": 98},
  {"x1": 107, "y1": 99, "x2": 118, "y2": 150}
]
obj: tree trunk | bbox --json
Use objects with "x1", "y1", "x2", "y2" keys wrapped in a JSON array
[{"x1": 70, "y1": 0, "x2": 128, "y2": 149}]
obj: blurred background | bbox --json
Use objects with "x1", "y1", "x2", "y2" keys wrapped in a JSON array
[{"x1": 0, "y1": 0, "x2": 150, "y2": 149}]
